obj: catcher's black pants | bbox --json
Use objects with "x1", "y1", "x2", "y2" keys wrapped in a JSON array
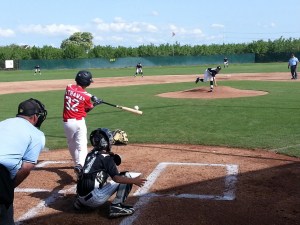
[{"x1": 0, "y1": 164, "x2": 15, "y2": 225}]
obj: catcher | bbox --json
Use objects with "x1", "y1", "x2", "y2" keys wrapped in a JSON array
[{"x1": 73, "y1": 128, "x2": 147, "y2": 218}]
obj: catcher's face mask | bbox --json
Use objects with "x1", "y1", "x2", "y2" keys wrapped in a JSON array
[{"x1": 90, "y1": 128, "x2": 113, "y2": 151}]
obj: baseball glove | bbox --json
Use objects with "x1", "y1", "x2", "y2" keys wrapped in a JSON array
[{"x1": 112, "y1": 129, "x2": 128, "y2": 145}]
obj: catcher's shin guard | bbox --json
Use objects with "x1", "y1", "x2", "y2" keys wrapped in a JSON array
[{"x1": 112, "y1": 172, "x2": 133, "y2": 205}]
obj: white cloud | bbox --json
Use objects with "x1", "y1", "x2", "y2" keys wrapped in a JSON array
[
  {"x1": 0, "y1": 28, "x2": 15, "y2": 37},
  {"x1": 18, "y1": 24, "x2": 80, "y2": 36},
  {"x1": 211, "y1": 23, "x2": 225, "y2": 29},
  {"x1": 93, "y1": 17, "x2": 158, "y2": 33},
  {"x1": 191, "y1": 28, "x2": 203, "y2": 35},
  {"x1": 110, "y1": 35, "x2": 124, "y2": 42},
  {"x1": 169, "y1": 24, "x2": 187, "y2": 35}
]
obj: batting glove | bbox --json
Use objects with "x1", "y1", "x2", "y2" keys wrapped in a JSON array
[{"x1": 91, "y1": 96, "x2": 103, "y2": 106}]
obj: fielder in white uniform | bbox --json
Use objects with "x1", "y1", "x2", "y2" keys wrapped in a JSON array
[
  {"x1": 134, "y1": 63, "x2": 143, "y2": 77},
  {"x1": 195, "y1": 66, "x2": 222, "y2": 92}
]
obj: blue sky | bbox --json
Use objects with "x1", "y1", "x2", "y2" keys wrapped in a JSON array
[{"x1": 0, "y1": 0, "x2": 299, "y2": 48}]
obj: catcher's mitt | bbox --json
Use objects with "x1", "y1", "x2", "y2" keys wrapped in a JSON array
[{"x1": 112, "y1": 129, "x2": 128, "y2": 145}]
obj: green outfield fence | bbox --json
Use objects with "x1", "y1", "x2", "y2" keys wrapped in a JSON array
[{"x1": 4, "y1": 54, "x2": 255, "y2": 70}]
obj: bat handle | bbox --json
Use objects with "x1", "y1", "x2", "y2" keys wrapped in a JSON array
[{"x1": 102, "y1": 101, "x2": 117, "y2": 107}]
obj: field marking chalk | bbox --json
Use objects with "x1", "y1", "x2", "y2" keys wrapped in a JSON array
[{"x1": 121, "y1": 162, "x2": 239, "y2": 225}]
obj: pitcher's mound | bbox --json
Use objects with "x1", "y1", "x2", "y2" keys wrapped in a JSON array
[{"x1": 157, "y1": 86, "x2": 268, "y2": 99}]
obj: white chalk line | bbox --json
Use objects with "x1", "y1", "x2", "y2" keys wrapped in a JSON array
[
  {"x1": 16, "y1": 160, "x2": 239, "y2": 225},
  {"x1": 16, "y1": 185, "x2": 76, "y2": 225},
  {"x1": 120, "y1": 162, "x2": 239, "y2": 225},
  {"x1": 15, "y1": 160, "x2": 75, "y2": 224}
]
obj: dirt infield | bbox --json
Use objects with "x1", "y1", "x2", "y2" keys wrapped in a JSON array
[{"x1": 5, "y1": 72, "x2": 300, "y2": 225}]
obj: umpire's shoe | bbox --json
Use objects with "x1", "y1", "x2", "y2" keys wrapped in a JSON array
[{"x1": 109, "y1": 203, "x2": 135, "y2": 218}]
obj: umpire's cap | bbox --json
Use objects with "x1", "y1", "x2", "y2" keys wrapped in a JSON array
[{"x1": 17, "y1": 98, "x2": 47, "y2": 128}]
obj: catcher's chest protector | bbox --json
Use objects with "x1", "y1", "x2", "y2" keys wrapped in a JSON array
[{"x1": 77, "y1": 152, "x2": 108, "y2": 196}]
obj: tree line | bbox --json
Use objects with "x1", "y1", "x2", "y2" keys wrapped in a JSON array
[{"x1": 0, "y1": 32, "x2": 299, "y2": 62}]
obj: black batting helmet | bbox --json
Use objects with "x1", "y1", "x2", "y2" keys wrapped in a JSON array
[
  {"x1": 90, "y1": 128, "x2": 113, "y2": 151},
  {"x1": 75, "y1": 70, "x2": 94, "y2": 87}
]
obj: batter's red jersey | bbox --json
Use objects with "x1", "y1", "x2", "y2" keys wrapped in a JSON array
[{"x1": 63, "y1": 84, "x2": 94, "y2": 120}]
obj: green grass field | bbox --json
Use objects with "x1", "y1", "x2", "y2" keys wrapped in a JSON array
[{"x1": 0, "y1": 62, "x2": 299, "y2": 158}]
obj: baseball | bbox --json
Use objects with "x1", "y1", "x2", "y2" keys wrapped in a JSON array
[{"x1": 134, "y1": 105, "x2": 139, "y2": 110}]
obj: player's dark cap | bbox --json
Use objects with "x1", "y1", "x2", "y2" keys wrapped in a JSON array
[
  {"x1": 17, "y1": 98, "x2": 47, "y2": 128},
  {"x1": 217, "y1": 66, "x2": 221, "y2": 70}
]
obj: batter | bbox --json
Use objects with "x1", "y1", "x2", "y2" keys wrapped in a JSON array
[{"x1": 62, "y1": 70, "x2": 103, "y2": 176}]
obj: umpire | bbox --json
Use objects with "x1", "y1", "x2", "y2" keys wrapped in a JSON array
[
  {"x1": 0, "y1": 98, "x2": 47, "y2": 225},
  {"x1": 288, "y1": 53, "x2": 299, "y2": 79}
]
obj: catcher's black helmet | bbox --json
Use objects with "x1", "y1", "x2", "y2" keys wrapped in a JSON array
[
  {"x1": 75, "y1": 70, "x2": 94, "y2": 87},
  {"x1": 90, "y1": 128, "x2": 113, "y2": 151}
]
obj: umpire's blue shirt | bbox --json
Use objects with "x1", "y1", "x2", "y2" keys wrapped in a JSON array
[
  {"x1": 289, "y1": 57, "x2": 299, "y2": 66},
  {"x1": 0, "y1": 117, "x2": 45, "y2": 179}
]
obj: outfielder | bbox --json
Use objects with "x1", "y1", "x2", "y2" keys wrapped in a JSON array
[
  {"x1": 134, "y1": 62, "x2": 143, "y2": 77},
  {"x1": 195, "y1": 66, "x2": 222, "y2": 92},
  {"x1": 62, "y1": 70, "x2": 103, "y2": 177},
  {"x1": 73, "y1": 128, "x2": 147, "y2": 218}
]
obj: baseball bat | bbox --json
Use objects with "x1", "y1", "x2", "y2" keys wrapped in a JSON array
[{"x1": 102, "y1": 101, "x2": 143, "y2": 115}]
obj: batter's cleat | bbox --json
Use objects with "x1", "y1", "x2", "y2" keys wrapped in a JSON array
[
  {"x1": 195, "y1": 77, "x2": 200, "y2": 83},
  {"x1": 109, "y1": 203, "x2": 135, "y2": 218}
]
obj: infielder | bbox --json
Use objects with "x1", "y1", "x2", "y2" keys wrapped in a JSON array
[
  {"x1": 62, "y1": 70, "x2": 103, "y2": 177},
  {"x1": 195, "y1": 66, "x2": 222, "y2": 92},
  {"x1": 0, "y1": 98, "x2": 47, "y2": 225},
  {"x1": 73, "y1": 128, "x2": 147, "y2": 218},
  {"x1": 288, "y1": 53, "x2": 299, "y2": 79},
  {"x1": 134, "y1": 62, "x2": 143, "y2": 77}
]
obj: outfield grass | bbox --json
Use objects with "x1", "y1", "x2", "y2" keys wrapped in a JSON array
[
  {"x1": 0, "y1": 62, "x2": 289, "y2": 82},
  {"x1": 0, "y1": 63, "x2": 299, "y2": 158}
]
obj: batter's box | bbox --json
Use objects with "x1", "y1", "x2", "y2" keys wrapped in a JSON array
[{"x1": 134, "y1": 162, "x2": 239, "y2": 201}]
